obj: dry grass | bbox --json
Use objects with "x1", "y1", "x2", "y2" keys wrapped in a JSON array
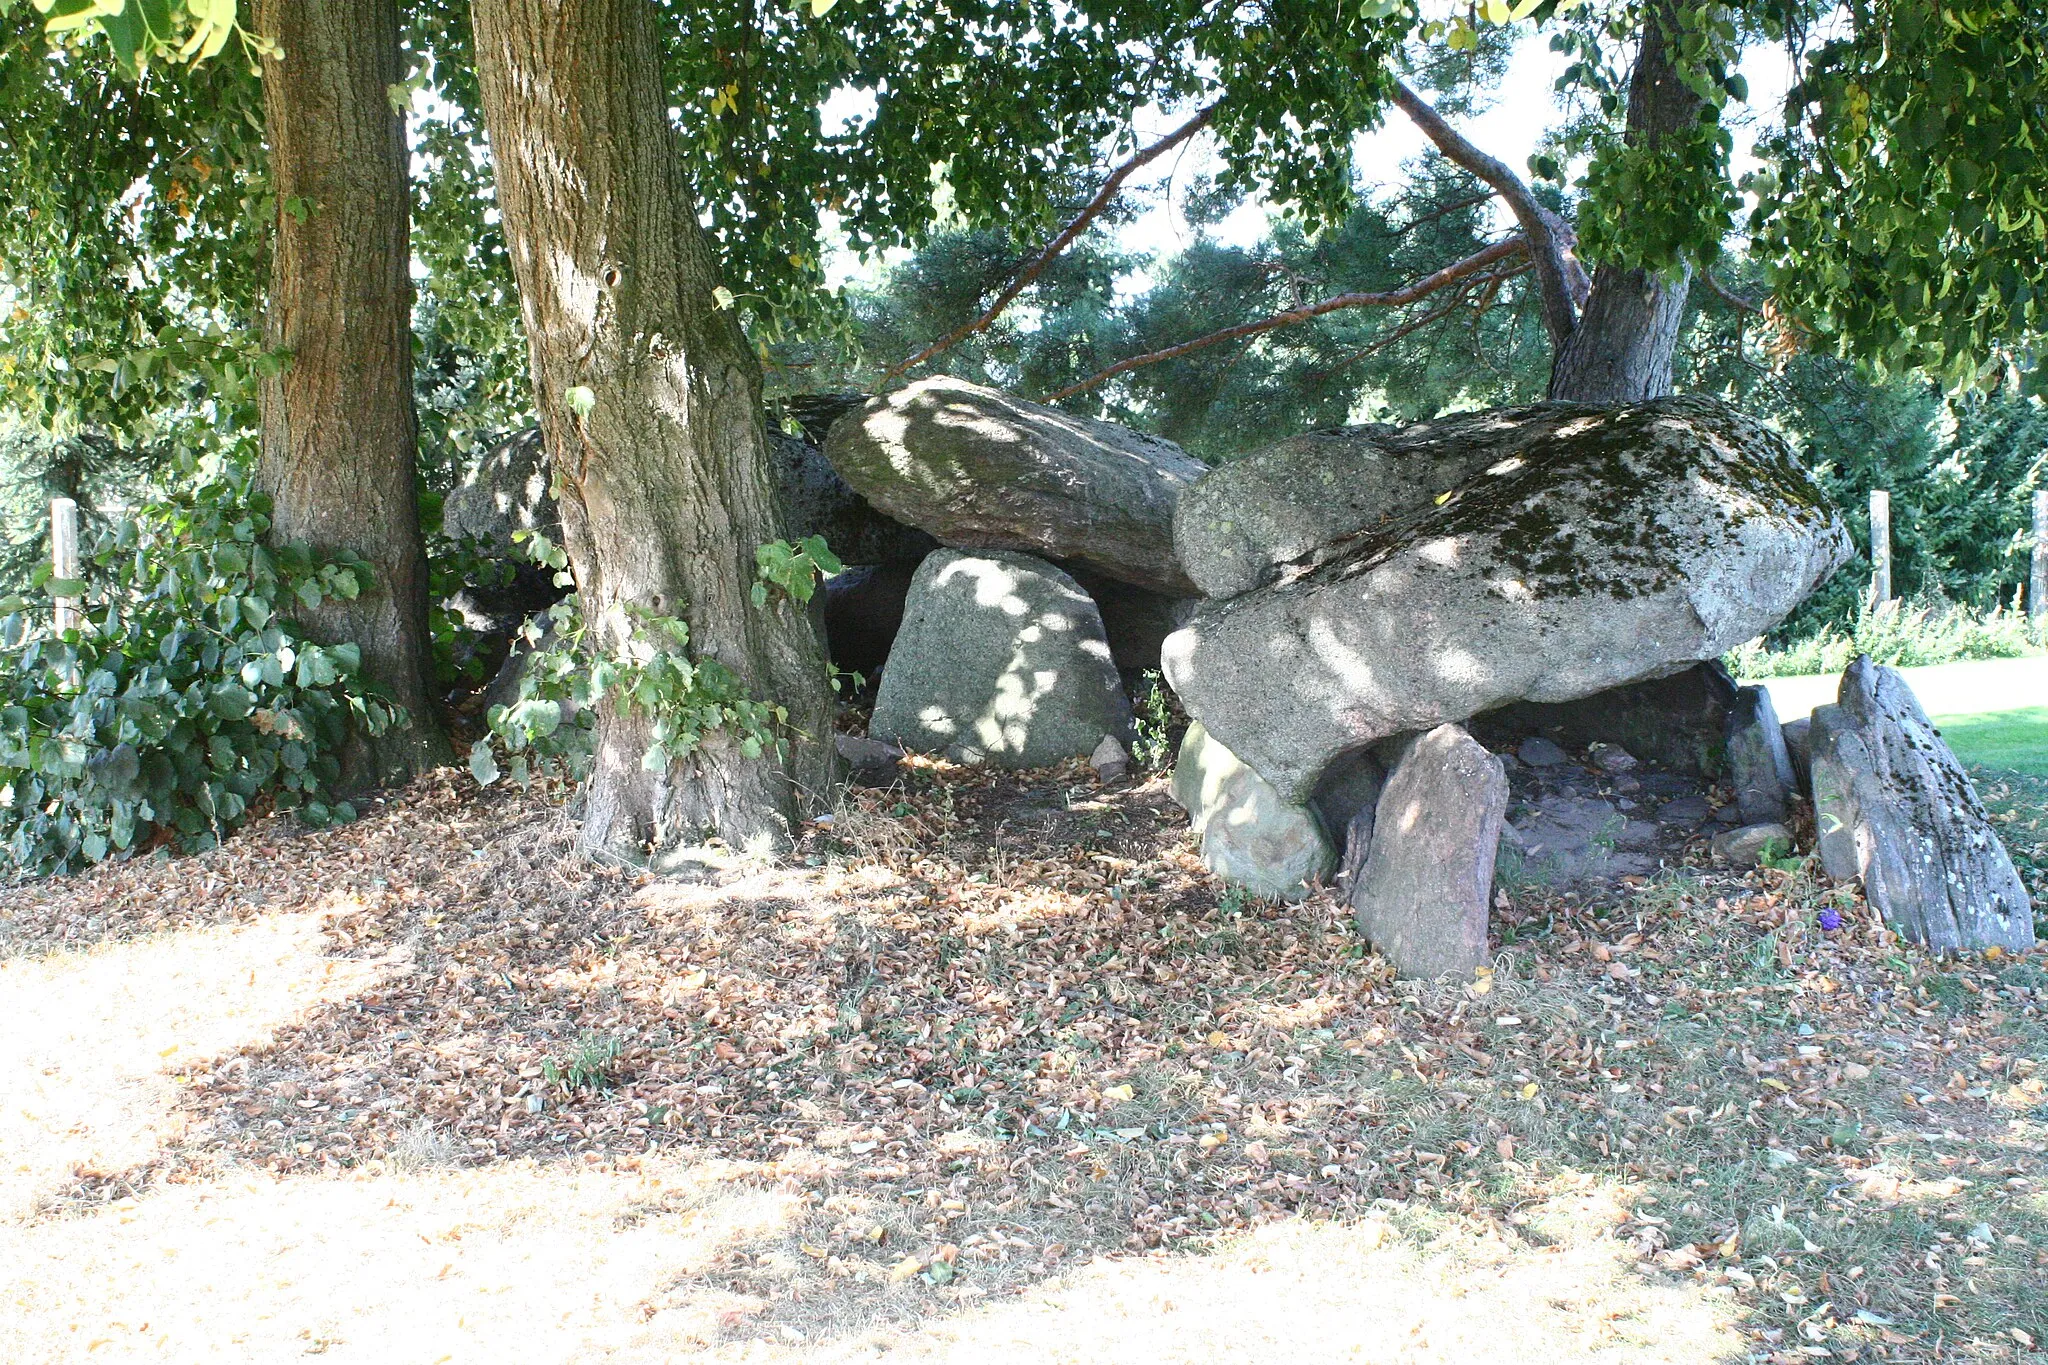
[{"x1": 0, "y1": 763, "x2": 2044, "y2": 1362}]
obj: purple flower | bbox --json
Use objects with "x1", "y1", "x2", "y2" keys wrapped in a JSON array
[{"x1": 1818, "y1": 907, "x2": 1843, "y2": 933}]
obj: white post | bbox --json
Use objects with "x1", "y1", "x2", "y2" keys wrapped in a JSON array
[
  {"x1": 2031, "y1": 489, "x2": 2048, "y2": 624},
  {"x1": 1868, "y1": 489, "x2": 1892, "y2": 609},
  {"x1": 50, "y1": 496, "x2": 79, "y2": 633}
]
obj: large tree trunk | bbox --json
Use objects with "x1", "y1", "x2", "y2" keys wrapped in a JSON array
[
  {"x1": 254, "y1": 0, "x2": 449, "y2": 783},
  {"x1": 470, "y1": 0, "x2": 835, "y2": 863},
  {"x1": 1548, "y1": 3, "x2": 1704, "y2": 403}
]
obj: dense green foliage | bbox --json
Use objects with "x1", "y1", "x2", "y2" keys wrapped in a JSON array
[
  {"x1": 0, "y1": 449, "x2": 398, "y2": 877},
  {"x1": 1728, "y1": 600, "x2": 2043, "y2": 678},
  {"x1": 1757, "y1": 0, "x2": 2048, "y2": 384}
]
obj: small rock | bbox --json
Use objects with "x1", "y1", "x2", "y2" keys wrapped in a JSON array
[
  {"x1": 1517, "y1": 736, "x2": 1570, "y2": 767},
  {"x1": 835, "y1": 734, "x2": 904, "y2": 787},
  {"x1": 1712, "y1": 821, "x2": 1793, "y2": 869},
  {"x1": 1349, "y1": 724, "x2": 1506, "y2": 979},
  {"x1": 1170, "y1": 722, "x2": 1334, "y2": 902},
  {"x1": 1712, "y1": 802, "x2": 1742, "y2": 825},
  {"x1": 1657, "y1": 795, "x2": 1712, "y2": 823},
  {"x1": 1587, "y1": 742, "x2": 1638, "y2": 774},
  {"x1": 1091, "y1": 733, "x2": 1131, "y2": 784}
]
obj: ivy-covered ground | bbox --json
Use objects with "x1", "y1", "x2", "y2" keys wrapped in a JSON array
[{"x1": 1, "y1": 761, "x2": 2045, "y2": 1363}]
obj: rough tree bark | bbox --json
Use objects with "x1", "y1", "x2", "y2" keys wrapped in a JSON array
[
  {"x1": 470, "y1": 0, "x2": 835, "y2": 862},
  {"x1": 1546, "y1": 3, "x2": 1705, "y2": 403},
  {"x1": 253, "y1": 0, "x2": 449, "y2": 783}
]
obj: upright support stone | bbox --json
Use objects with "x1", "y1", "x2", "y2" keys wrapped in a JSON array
[
  {"x1": 1348, "y1": 724, "x2": 1506, "y2": 979},
  {"x1": 1809, "y1": 657, "x2": 2034, "y2": 953},
  {"x1": 1726, "y1": 685, "x2": 1796, "y2": 825},
  {"x1": 1170, "y1": 722, "x2": 1334, "y2": 902},
  {"x1": 1868, "y1": 489, "x2": 1892, "y2": 608},
  {"x1": 871, "y1": 549, "x2": 1131, "y2": 768}
]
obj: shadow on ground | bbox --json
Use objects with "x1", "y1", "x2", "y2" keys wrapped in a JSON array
[{"x1": 2, "y1": 769, "x2": 2044, "y2": 1362}]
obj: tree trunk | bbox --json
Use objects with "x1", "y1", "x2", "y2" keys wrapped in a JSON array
[
  {"x1": 1548, "y1": 3, "x2": 1704, "y2": 403},
  {"x1": 469, "y1": 0, "x2": 835, "y2": 863},
  {"x1": 254, "y1": 0, "x2": 449, "y2": 783}
]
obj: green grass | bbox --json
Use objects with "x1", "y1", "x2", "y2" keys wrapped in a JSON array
[{"x1": 1936, "y1": 706, "x2": 2048, "y2": 775}]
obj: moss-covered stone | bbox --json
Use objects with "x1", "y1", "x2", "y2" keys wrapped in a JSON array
[{"x1": 1162, "y1": 395, "x2": 1852, "y2": 802}]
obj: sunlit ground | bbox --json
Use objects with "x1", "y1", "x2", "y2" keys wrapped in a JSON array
[
  {"x1": 0, "y1": 905, "x2": 1741, "y2": 1363},
  {"x1": 2, "y1": 774, "x2": 2042, "y2": 1363}
]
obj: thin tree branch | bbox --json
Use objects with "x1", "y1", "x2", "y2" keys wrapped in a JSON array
[
  {"x1": 1308, "y1": 261, "x2": 1530, "y2": 383},
  {"x1": 1391, "y1": 189, "x2": 1498, "y2": 238},
  {"x1": 1389, "y1": 80, "x2": 1589, "y2": 346},
  {"x1": 1701, "y1": 270, "x2": 1764, "y2": 315},
  {"x1": 882, "y1": 103, "x2": 1219, "y2": 383},
  {"x1": 1040, "y1": 237, "x2": 1529, "y2": 403}
]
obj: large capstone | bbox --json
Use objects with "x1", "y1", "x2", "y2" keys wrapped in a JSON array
[
  {"x1": 768, "y1": 427, "x2": 937, "y2": 566},
  {"x1": 1348, "y1": 723, "x2": 1506, "y2": 980},
  {"x1": 870, "y1": 550, "x2": 1131, "y2": 768},
  {"x1": 1169, "y1": 721, "x2": 1335, "y2": 902},
  {"x1": 1809, "y1": 657, "x2": 2034, "y2": 953},
  {"x1": 824, "y1": 376, "x2": 1207, "y2": 595},
  {"x1": 1162, "y1": 396, "x2": 1852, "y2": 802},
  {"x1": 1176, "y1": 403, "x2": 1608, "y2": 599}
]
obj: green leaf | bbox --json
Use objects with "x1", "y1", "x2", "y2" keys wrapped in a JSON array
[
  {"x1": 469, "y1": 739, "x2": 501, "y2": 786},
  {"x1": 564, "y1": 385, "x2": 596, "y2": 418}
]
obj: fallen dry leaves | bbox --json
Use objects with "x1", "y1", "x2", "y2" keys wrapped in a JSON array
[{"x1": 2, "y1": 757, "x2": 2045, "y2": 1360}]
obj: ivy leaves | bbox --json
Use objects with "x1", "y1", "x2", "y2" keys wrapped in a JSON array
[{"x1": 0, "y1": 450, "x2": 398, "y2": 877}]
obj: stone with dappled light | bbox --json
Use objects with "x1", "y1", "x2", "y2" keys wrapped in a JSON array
[
  {"x1": 1162, "y1": 396, "x2": 1852, "y2": 802},
  {"x1": 1169, "y1": 721, "x2": 1335, "y2": 901},
  {"x1": 823, "y1": 376, "x2": 1207, "y2": 595},
  {"x1": 870, "y1": 549, "x2": 1131, "y2": 768},
  {"x1": 1809, "y1": 657, "x2": 2034, "y2": 953},
  {"x1": 1348, "y1": 723, "x2": 1506, "y2": 980}
]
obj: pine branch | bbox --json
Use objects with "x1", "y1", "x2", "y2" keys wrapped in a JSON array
[
  {"x1": 1307, "y1": 261, "x2": 1531, "y2": 383},
  {"x1": 882, "y1": 103, "x2": 1218, "y2": 383},
  {"x1": 1039, "y1": 236, "x2": 1529, "y2": 403},
  {"x1": 1389, "y1": 81, "x2": 1589, "y2": 347},
  {"x1": 1701, "y1": 270, "x2": 1765, "y2": 315}
]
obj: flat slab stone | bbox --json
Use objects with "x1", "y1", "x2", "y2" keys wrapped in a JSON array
[
  {"x1": 1809, "y1": 657, "x2": 2034, "y2": 952},
  {"x1": 825, "y1": 377, "x2": 1207, "y2": 595},
  {"x1": 1349, "y1": 724, "x2": 1506, "y2": 979},
  {"x1": 871, "y1": 550, "x2": 1132, "y2": 768}
]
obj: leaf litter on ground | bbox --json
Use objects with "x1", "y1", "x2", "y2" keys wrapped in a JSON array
[{"x1": 1, "y1": 757, "x2": 2045, "y2": 1361}]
